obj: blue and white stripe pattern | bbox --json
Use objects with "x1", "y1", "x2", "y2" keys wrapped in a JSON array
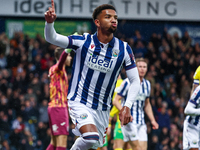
[
  {"x1": 117, "y1": 78, "x2": 151, "y2": 125},
  {"x1": 186, "y1": 86, "x2": 200, "y2": 126},
  {"x1": 67, "y1": 32, "x2": 136, "y2": 111}
]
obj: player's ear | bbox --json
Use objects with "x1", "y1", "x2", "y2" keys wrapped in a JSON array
[{"x1": 94, "y1": 19, "x2": 100, "y2": 27}]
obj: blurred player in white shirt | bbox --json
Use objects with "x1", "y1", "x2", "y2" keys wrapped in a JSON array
[
  {"x1": 183, "y1": 85, "x2": 200, "y2": 150},
  {"x1": 183, "y1": 66, "x2": 200, "y2": 150},
  {"x1": 113, "y1": 58, "x2": 158, "y2": 150}
]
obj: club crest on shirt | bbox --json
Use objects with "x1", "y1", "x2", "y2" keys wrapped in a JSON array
[
  {"x1": 112, "y1": 49, "x2": 119, "y2": 57},
  {"x1": 192, "y1": 140, "x2": 197, "y2": 144},
  {"x1": 80, "y1": 113, "x2": 88, "y2": 119}
]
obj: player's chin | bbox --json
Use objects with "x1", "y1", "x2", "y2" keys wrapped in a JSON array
[{"x1": 109, "y1": 27, "x2": 117, "y2": 33}]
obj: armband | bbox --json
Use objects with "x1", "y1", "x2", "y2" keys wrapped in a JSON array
[{"x1": 65, "y1": 48, "x2": 72, "y2": 53}]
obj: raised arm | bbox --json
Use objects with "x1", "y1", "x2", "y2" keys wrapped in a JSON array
[
  {"x1": 57, "y1": 49, "x2": 71, "y2": 70},
  {"x1": 44, "y1": 0, "x2": 69, "y2": 48}
]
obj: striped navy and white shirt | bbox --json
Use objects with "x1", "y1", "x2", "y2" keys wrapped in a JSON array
[
  {"x1": 66, "y1": 32, "x2": 136, "y2": 111},
  {"x1": 185, "y1": 86, "x2": 200, "y2": 126},
  {"x1": 117, "y1": 78, "x2": 151, "y2": 125}
]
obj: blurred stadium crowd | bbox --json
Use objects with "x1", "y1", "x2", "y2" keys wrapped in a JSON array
[{"x1": 0, "y1": 20, "x2": 199, "y2": 150}]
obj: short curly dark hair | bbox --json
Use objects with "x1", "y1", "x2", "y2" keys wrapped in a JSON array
[
  {"x1": 92, "y1": 4, "x2": 116, "y2": 21},
  {"x1": 54, "y1": 47, "x2": 64, "y2": 61}
]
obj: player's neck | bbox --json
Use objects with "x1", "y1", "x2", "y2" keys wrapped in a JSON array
[
  {"x1": 140, "y1": 77, "x2": 143, "y2": 83},
  {"x1": 56, "y1": 61, "x2": 66, "y2": 67},
  {"x1": 97, "y1": 30, "x2": 113, "y2": 44}
]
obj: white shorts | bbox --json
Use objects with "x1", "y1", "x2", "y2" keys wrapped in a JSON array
[
  {"x1": 121, "y1": 122, "x2": 147, "y2": 142},
  {"x1": 68, "y1": 100, "x2": 109, "y2": 149},
  {"x1": 183, "y1": 120, "x2": 200, "y2": 149}
]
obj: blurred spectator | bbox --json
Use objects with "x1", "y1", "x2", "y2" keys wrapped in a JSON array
[
  {"x1": 157, "y1": 102, "x2": 170, "y2": 130},
  {"x1": 181, "y1": 31, "x2": 191, "y2": 49},
  {"x1": 31, "y1": 41, "x2": 42, "y2": 60},
  {"x1": 9, "y1": 128, "x2": 23, "y2": 150},
  {"x1": 0, "y1": 53, "x2": 7, "y2": 69},
  {"x1": 0, "y1": 95, "x2": 9, "y2": 114},
  {"x1": 42, "y1": 128, "x2": 51, "y2": 149},
  {"x1": 37, "y1": 122, "x2": 48, "y2": 143},
  {"x1": 8, "y1": 90, "x2": 21, "y2": 116},
  {"x1": 146, "y1": 41, "x2": 157, "y2": 64},
  {"x1": 40, "y1": 83, "x2": 49, "y2": 102},
  {"x1": 133, "y1": 40, "x2": 147, "y2": 58},
  {"x1": 159, "y1": 127, "x2": 170, "y2": 148},
  {"x1": 11, "y1": 116, "x2": 24, "y2": 132},
  {"x1": 38, "y1": 99, "x2": 48, "y2": 124},
  {"x1": 40, "y1": 53, "x2": 53, "y2": 72},
  {"x1": 24, "y1": 87, "x2": 37, "y2": 102},
  {"x1": 132, "y1": 29, "x2": 146, "y2": 44},
  {"x1": 33, "y1": 54, "x2": 42, "y2": 75},
  {"x1": 28, "y1": 77, "x2": 41, "y2": 100},
  {"x1": 21, "y1": 100, "x2": 38, "y2": 139},
  {"x1": 148, "y1": 135, "x2": 160, "y2": 150},
  {"x1": 0, "y1": 112, "x2": 10, "y2": 139},
  {"x1": 1, "y1": 140, "x2": 10, "y2": 150}
]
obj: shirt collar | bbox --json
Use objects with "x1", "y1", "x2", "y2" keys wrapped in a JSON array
[{"x1": 93, "y1": 32, "x2": 115, "y2": 48}]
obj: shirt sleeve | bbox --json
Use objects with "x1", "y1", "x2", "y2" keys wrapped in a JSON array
[
  {"x1": 184, "y1": 102, "x2": 200, "y2": 116},
  {"x1": 45, "y1": 22, "x2": 87, "y2": 51},
  {"x1": 58, "y1": 51, "x2": 68, "y2": 70},
  {"x1": 117, "y1": 79, "x2": 130, "y2": 97},
  {"x1": 45, "y1": 22, "x2": 70, "y2": 48},
  {"x1": 123, "y1": 43, "x2": 137, "y2": 70},
  {"x1": 124, "y1": 67, "x2": 140, "y2": 109},
  {"x1": 66, "y1": 33, "x2": 88, "y2": 51},
  {"x1": 146, "y1": 80, "x2": 151, "y2": 98}
]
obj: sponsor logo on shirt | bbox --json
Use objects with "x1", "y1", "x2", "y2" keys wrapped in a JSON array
[{"x1": 87, "y1": 55, "x2": 113, "y2": 73}]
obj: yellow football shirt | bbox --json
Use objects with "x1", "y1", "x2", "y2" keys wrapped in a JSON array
[
  {"x1": 193, "y1": 66, "x2": 200, "y2": 85},
  {"x1": 109, "y1": 78, "x2": 123, "y2": 123}
]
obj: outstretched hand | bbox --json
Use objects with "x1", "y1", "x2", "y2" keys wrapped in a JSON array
[
  {"x1": 44, "y1": 0, "x2": 57, "y2": 23},
  {"x1": 119, "y1": 106, "x2": 133, "y2": 126}
]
